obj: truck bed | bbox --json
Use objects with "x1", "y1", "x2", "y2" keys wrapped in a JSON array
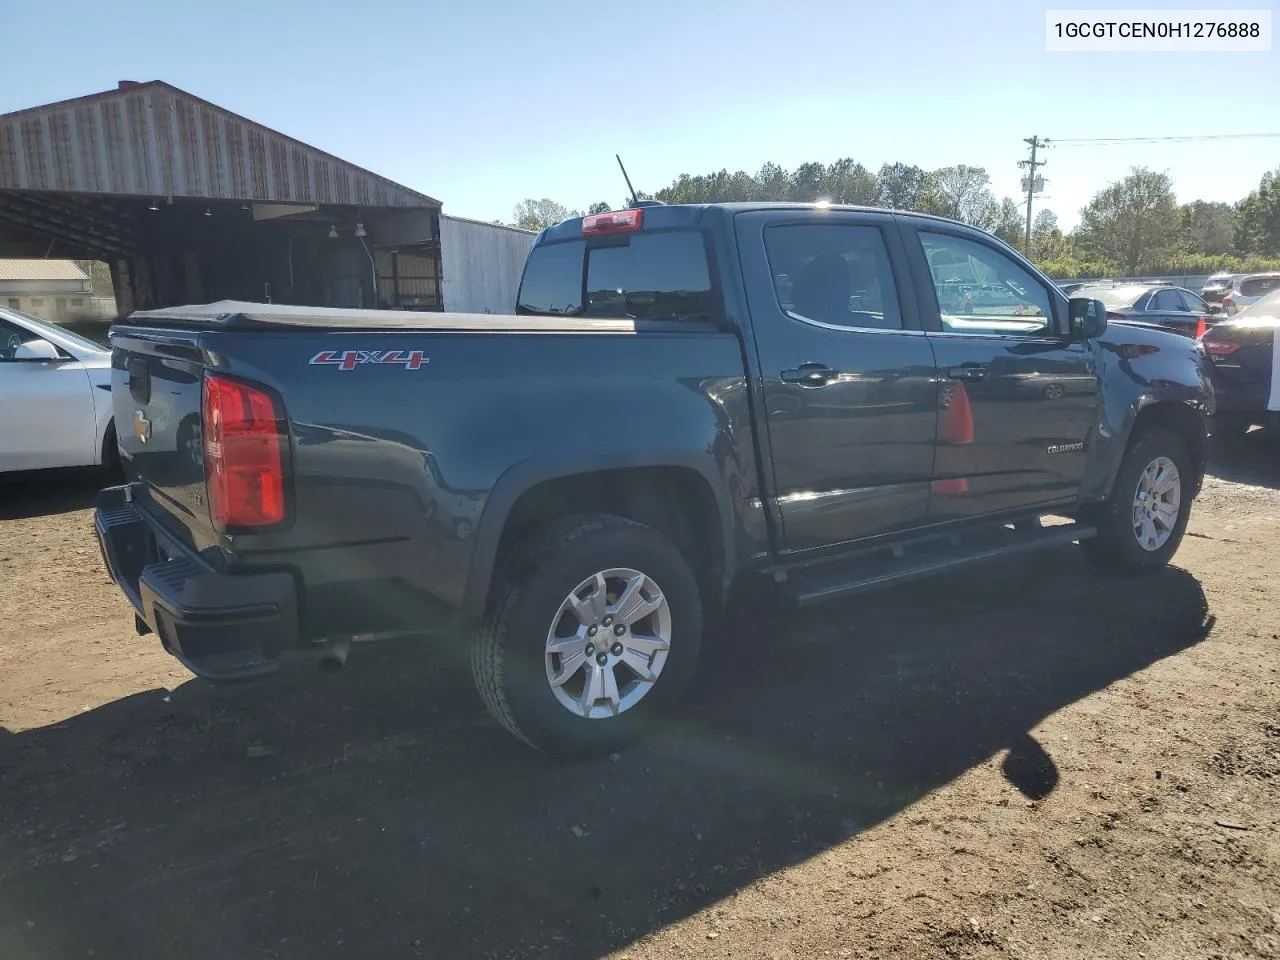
[
  {"x1": 106, "y1": 310, "x2": 752, "y2": 648},
  {"x1": 127, "y1": 300, "x2": 649, "y2": 333}
]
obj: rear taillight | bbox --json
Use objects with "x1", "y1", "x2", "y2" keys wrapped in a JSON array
[
  {"x1": 582, "y1": 209, "x2": 643, "y2": 236},
  {"x1": 1201, "y1": 337, "x2": 1241, "y2": 359},
  {"x1": 1222, "y1": 296, "x2": 1234, "y2": 314},
  {"x1": 1194, "y1": 315, "x2": 1208, "y2": 338},
  {"x1": 202, "y1": 373, "x2": 287, "y2": 529}
]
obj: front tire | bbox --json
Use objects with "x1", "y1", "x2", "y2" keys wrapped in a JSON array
[
  {"x1": 471, "y1": 515, "x2": 703, "y2": 756},
  {"x1": 1081, "y1": 427, "x2": 1191, "y2": 575}
]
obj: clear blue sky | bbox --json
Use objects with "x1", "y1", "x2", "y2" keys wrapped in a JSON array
[{"x1": 3, "y1": 0, "x2": 1276, "y2": 229}]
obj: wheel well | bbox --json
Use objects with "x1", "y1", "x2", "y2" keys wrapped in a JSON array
[
  {"x1": 496, "y1": 467, "x2": 725, "y2": 608},
  {"x1": 1130, "y1": 401, "x2": 1207, "y2": 486},
  {"x1": 101, "y1": 417, "x2": 116, "y2": 463}
]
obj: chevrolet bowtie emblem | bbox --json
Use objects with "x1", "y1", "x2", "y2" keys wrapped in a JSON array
[{"x1": 133, "y1": 409, "x2": 151, "y2": 444}]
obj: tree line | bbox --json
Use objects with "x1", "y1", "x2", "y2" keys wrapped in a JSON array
[{"x1": 510, "y1": 161, "x2": 1280, "y2": 279}]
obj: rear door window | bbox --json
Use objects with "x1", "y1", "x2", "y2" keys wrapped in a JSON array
[
  {"x1": 1149, "y1": 289, "x2": 1182, "y2": 311},
  {"x1": 762, "y1": 223, "x2": 903, "y2": 330},
  {"x1": 1177, "y1": 290, "x2": 1207, "y2": 313},
  {"x1": 584, "y1": 232, "x2": 714, "y2": 320}
]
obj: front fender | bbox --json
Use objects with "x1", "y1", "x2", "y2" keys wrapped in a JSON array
[{"x1": 1077, "y1": 325, "x2": 1214, "y2": 504}]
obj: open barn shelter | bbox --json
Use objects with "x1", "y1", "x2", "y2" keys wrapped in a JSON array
[{"x1": 0, "y1": 81, "x2": 444, "y2": 317}]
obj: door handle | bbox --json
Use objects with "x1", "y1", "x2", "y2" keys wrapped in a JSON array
[
  {"x1": 947, "y1": 364, "x2": 987, "y2": 382},
  {"x1": 780, "y1": 363, "x2": 838, "y2": 386}
]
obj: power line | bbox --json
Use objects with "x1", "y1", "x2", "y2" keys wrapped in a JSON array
[{"x1": 1049, "y1": 132, "x2": 1280, "y2": 146}]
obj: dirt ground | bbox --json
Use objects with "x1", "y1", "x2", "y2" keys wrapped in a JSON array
[{"x1": 1, "y1": 439, "x2": 1279, "y2": 960}]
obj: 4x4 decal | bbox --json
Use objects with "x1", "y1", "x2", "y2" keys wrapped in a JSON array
[{"x1": 309, "y1": 350, "x2": 429, "y2": 371}]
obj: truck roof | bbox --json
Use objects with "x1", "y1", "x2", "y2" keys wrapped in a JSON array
[
  {"x1": 536, "y1": 201, "x2": 968, "y2": 245},
  {"x1": 124, "y1": 300, "x2": 639, "y2": 332}
]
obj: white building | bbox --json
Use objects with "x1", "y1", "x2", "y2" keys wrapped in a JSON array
[{"x1": 0, "y1": 260, "x2": 115, "y2": 322}]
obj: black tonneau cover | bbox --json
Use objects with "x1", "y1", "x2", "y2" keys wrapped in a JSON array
[{"x1": 125, "y1": 300, "x2": 640, "y2": 334}]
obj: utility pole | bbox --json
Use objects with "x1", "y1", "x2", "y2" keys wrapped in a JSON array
[{"x1": 1018, "y1": 136, "x2": 1048, "y2": 255}]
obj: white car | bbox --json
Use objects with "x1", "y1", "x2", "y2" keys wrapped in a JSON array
[
  {"x1": 1201, "y1": 272, "x2": 1236, "y2": 310},
  {"x1": 0, "y1": 306, "x2": 118, "y2": 473},
  {"x1": 1222, "y1": 272, "x2": 1280, "y2": 316}
]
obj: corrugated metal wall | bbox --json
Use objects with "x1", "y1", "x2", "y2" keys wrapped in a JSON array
[
  {"x1": 376, "y1": 248, "x2": 442, "y2": 310},
  {"x1": 0, "y1": 82, "x2": 434, "y2": 208},
  {"x1": 439, "y1": 216, "x2": 535, "y2": 314}
]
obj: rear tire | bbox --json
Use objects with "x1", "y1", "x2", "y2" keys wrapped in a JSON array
[
  {"x1": 101, "y1": 421, "x2": 122, "y2": 476},
  {"x1": 1080, "y1": 427, "x2": 1191, "y2": 575},
  {"x1": 470, "y1": 515, "x2": 703, "y2": 757}
]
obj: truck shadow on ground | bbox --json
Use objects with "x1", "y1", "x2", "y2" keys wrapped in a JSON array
[
  {"x1": 0, "y1": 468, "x2": 111, "y2": 520},
  {"x1": 0, "y1": 550, "x2": 1211, "y2": 960},
  {"x1": 1206, "y1": 430, "x2": 1280, "y2": 489}
]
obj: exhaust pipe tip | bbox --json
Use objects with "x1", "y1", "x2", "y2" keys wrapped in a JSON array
[{"x1": 317, "y1": 637, "x2": 350, "y2": 672}]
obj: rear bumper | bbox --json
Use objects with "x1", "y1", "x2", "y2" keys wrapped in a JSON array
[
  {"x1": 93, "y1": 484, "x2": 297, "y2": 680},
  {"x1": 1210, "y1": 373, "x2": 1272, "y2": 418}
]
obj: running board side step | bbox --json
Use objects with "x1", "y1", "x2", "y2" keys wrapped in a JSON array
[{"x1": 784, "y1": 522, "x2": 1097, "y2": 608}]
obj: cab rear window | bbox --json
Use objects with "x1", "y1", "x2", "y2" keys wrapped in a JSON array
[
  {"x1": 517, "y1": 231, "x2": 715, "y2": 321},
  {"x1": 516, "y1": 240, "x2": 585, "y2": 316}
]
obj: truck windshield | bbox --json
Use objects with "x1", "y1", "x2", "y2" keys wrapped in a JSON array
[{"x1": 517, "y1": 231, "x2": 715, "y2": 321}]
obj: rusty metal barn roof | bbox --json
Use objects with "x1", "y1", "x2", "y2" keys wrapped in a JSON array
[{"x1": 0, "y1": 81, "x2": 439, "y2": 208}]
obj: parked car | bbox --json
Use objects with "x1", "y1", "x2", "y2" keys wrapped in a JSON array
[
  {"x1": 1201, "y1": 272, "x2": 1236, "y2": 309},
  {"x1": 1070, "y1": 282, "x2": 1213, "y2": 337},
  {"x1": 0, "y1": 306, "x2": 118, "y2": 473},
  {"x1": 1221, "y1": 272, "x2": 1280, "y2": 316},
  {"x1": 1199, "y1": 287, "x2": 1280, "y2": 438},
  {"x1": 94, "y1": 203, "x2": 1213, "y2": 756}
]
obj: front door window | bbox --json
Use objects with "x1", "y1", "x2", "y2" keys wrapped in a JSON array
[{"x1": 920, "y1": 233, "x2": 1055, "y2": 337}]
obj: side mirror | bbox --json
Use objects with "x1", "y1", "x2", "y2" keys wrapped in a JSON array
[
  {"x1": 1068, "y1": 297, "x2": 1108, "y2": 340},
  {"x1": 13, "y1": 338, "x2": 64, "y2": 361}
]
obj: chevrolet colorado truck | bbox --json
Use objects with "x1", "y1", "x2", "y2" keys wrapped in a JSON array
[{"x1": 94, "y1": 202, "x2": 1214, "y2": 755}]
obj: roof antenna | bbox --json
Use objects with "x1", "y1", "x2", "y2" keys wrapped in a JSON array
[{"x1": 616, "y1": 154, "x2": 639, "y2": 207}]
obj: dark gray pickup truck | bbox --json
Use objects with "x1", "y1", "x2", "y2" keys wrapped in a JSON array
[{"x1": 95, "y1": 202, "x2": 1215, "y2": 755}]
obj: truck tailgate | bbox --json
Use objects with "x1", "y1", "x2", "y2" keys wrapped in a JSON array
[{"x1": 110, "y1": 327, "x2": 219, "y2": 555}]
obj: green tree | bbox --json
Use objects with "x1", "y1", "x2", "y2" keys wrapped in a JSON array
[
  {"x1": 1030, "y1": 209, "x2": 1070, "y2": 262},
  {"x1": 1178, "y1": 200, "x2": 1236, "y2": 255},
  {"x1": 1075, "y1": 167, "x2": 1180, "y2": 274},
  {"x1": 756, "y1": 162, "x2": 789, "y2": 199},
  {"x1": 1235, "y1": 167, "x2": 1280, "y2": 256},
  {"x1": 1033, "y1": 209, "x2": 1059, "y2": 234},
  {"x1": 875, "y1": 163, "x2": 929, "y2": 210},
  {"x1": 989, "y1": 198, "x2": 1027, "y2": 248},
  {"x1": 586, "y1": 201, "x2": 611, "y2": 215},
  {"x1": 512, "y1": 198, "x2": 581, "y2": 231},
  {"x1": 654, "y1": 170, "x2": 759, "y2": 204},
  {"x1": 789, "y1": 161, "x2": 827, "y2": 202},
  {"x1": 875, "y1": 163, "x2": 955, "y2": 216},
  {"x1": 933, "y1": 165, "x2": 993, "y2": 225},
  {"x1": 823, "y1": 158, "x2": 880, "y2": 206}
]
